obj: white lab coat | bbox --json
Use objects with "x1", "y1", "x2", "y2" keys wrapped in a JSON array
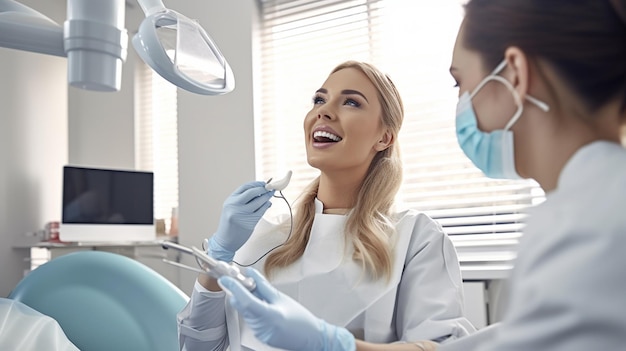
[
  {"x1": 179, "y1": 199, "x2": 475, "y2": 351},
  {"x1": 440, "y1": 141, "x2": 626, "y2": 351}
]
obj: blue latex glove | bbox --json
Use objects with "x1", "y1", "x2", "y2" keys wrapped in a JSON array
[
  {"x1": 208, "y1": 181, "x2": 274, "y2": 262},
  {"x1": 218, "y1": 268, "x2": 356, "y2": 351}
]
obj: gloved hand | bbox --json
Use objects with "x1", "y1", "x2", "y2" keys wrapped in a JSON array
[
  {"x1": 207, "y1": 181, "x2": 274, "y2": 262},
  {"x1": 218, "y1": 268, "x2": 356, "y2": 351}
]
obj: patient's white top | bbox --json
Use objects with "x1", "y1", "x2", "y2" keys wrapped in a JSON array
[{"x1": 178, "y1": 199, "x2": 475, "y2": 351}]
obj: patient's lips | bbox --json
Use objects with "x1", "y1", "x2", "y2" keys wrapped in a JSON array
[{"x1": 312, "y1": 125, "x2": 342, "y2": 149}]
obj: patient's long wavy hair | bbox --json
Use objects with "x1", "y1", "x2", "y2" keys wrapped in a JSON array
[{"x1": 264, "y1": 61, "x2": 404, "y2": 281}]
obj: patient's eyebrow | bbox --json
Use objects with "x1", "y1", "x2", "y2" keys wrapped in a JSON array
[
  {"x1": 315, "y1": 88, "x2": 369, "y2": 103},
  {"x1": 341, "y1": 89, "x2": 368, "y2": 103}
]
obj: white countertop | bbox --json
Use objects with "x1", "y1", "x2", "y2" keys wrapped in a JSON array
[{"x1": 13, "y1": 236, "x2": 174, "y2": 249}]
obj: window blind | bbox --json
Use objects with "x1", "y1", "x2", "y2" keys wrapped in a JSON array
[
  {"x1": 135, "y1": 62, "x2": 179, "y2": 231},
  {"x1": 256, "y1": 0, "x2": 546, "y2": 278}
]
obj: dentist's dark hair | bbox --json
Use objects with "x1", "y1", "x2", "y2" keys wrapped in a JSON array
[{"x1": 463, "y1": 0, "x2": 626, "y2": 114}]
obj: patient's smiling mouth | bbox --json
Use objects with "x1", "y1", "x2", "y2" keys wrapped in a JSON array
[{"x1": 313, "y1": 130, "x2": 342, "y2": 143}]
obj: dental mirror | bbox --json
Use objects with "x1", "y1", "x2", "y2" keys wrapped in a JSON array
[{"x1": 132, "y1": 0, "x2": 235, "y2": 95}]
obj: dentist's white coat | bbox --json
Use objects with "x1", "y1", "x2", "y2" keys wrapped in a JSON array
[
  {"x1": 440, "y1": 141, "x2": 626, "y2": 351},
  {"x1": 178, "y1": 199, "x2": 475, "y2": 351}
]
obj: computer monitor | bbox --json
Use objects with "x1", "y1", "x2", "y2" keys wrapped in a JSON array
[{"x1": 59, "y1": 165, "x2": 155, "y2": 242}]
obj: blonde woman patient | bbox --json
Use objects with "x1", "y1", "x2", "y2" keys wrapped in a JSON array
[{"x1": 177, "y1": 60, "x2": 475, "y2": 351}]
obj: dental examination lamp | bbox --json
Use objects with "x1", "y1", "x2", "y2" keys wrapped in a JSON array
[
  {"x1": 132, "y1": 0, "x2": 234, "y2": 95},
  {"x1": 0, "y1": 0, "x2": 234, "y2": 95}
]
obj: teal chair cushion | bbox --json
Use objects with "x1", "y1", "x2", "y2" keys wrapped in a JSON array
[{"x1": 9, "y1": 251, "x2": 189, "y2": 351}]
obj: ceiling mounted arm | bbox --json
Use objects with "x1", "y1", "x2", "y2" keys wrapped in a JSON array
[
  {"x1": 0, "y1": 0, "x2": 234, "y2": 95},
  {"x1": 0, "y1": 0, "x2": 64, "y2": 57}
]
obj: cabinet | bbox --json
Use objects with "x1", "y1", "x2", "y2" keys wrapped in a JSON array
[
  {"x1": 461, "y1": 276, "x2": 510, "y2": 329},
  {"x1": 462, "y1": 281, "x2": 488, "y2": 329}
]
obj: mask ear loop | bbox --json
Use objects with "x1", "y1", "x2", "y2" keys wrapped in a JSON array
[
  {"x1": 466, "y1": 59, "x2": 551, "y2": 179},
  {"x1": 488, "y1": 75, "x2": 524, "y2": 131},
  {"x1": 526, "y1": 95, "x2": 550, "y2": 113},
  {"x1": 497, "y1": 78, "x2": 551, "y2": 131},
  {"x1": 490, "y1": 76, "x2": 552, "y2": 179},
  {"x1": 469, "y1": 59, "x2": 551, "y2": 132},
  {"x1": 468, "y1": 60, "x2": 508, "y2": 100}
]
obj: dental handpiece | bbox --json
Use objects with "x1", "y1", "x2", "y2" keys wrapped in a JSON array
[
  {"x1": 190, "y1": 246, "x2": 256, "y2": 291},
  {"x1": 161, "y1": 241, "x2": 256, "y2": 291},
  {"x1": 265, "y1": 170, "x2": 292, "y2": 191}
]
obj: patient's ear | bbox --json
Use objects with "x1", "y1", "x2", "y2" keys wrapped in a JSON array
[{"x1": 375, "y1": 130, "x2": 393, "y2": 151}]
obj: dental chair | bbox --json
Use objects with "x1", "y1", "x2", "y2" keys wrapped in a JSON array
[{"x1": 8, "y1": 250, "x2": 189, "y2": 351}]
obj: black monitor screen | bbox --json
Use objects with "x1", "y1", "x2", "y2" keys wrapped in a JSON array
[{"x1": 62, "y1": 166, "x2": 154, "y2": 225}]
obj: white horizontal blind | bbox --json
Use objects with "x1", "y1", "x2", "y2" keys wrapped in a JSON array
[
  {"x1": 256, "y1": 0, "x2": 387, "y2": 202},
  {"x1": 135, "y1": 62, "x2": 179, "y2": 230},
  {"x1": 256, "y1": 0, "x2": 545, "y2": 276}
]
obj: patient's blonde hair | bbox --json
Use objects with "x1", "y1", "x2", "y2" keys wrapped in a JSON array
[{"x1": 264, "y1": 61, "x2": 404, "y2": 281}]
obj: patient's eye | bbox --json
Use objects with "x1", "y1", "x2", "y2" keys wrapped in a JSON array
[
  {"x1": 343, "y1": 98, "x2": 360, "y2": 107},
  {"x1": 312, "y1": 95, "x2": 325, "y2": 104}
]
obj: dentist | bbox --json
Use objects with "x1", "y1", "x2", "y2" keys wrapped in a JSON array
[{"x1": 440, "y1": 0, "x2": 626, "y2": 350}]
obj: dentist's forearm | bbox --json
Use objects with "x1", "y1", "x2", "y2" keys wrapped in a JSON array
[{"x1": 355, "y1": 340, "x2": 438, "y2": 351}]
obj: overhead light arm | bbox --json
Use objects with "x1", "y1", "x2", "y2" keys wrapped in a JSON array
[
  {"x1": 0, "y1": 0, "x2": 234, "y2": 95},
  {"x1": 64, "y1": 0, "x2": 128, "y2": 91},
  {"x1": 0, "y1": 0, "x2": 127, "y2": 91},
  {"x1": 0, "y1": 0, "x2": 65, "y2": 57},
  {"x1": 136, "y1": 0, "x2": 166, "y2": 16}
]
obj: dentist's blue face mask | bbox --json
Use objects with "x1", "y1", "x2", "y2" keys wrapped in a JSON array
[{"x1": 455, "y1": 59, "x2": 550, "y2": 179}]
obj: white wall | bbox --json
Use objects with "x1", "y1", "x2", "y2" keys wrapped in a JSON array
[
  {"x1": 174, "y1": 0, "x2": 260, "y2": 292},
  {"x1": 67, "y1": 61, "x2": 136, "y2": 169},
  {"x1": 0, "y1": 0, "x2": 68, "y2": 297},
  {"x1": 67, "y1": 1, "x2": 143, "y2": 169}
]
